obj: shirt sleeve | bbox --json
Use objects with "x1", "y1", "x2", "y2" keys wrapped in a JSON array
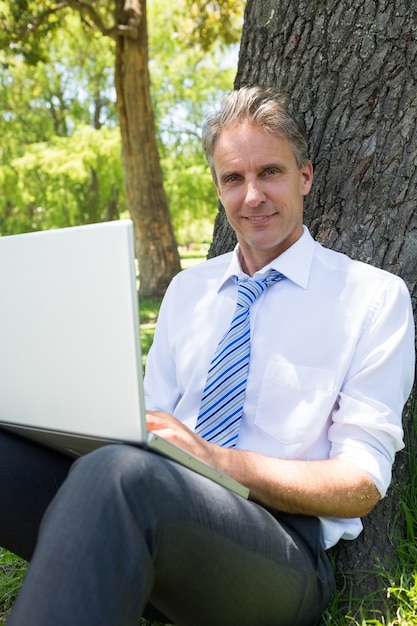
[
  {"x1": 328, "y1": 275, "x2": 415, "y2": 497},
  {"x1": 143, "y1": 280, "x2": 181, "y2": 413}
]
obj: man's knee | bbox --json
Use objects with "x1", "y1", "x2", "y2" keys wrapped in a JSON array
[{"x1": 69, "y1": 445, "x2": 160, "y2": 489}]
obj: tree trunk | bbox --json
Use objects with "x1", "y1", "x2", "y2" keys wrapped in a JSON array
[
  {"x1": 114, "y1": 0, "x2": 181, "y2": 297},
  {"x1": 207, "y1": 201, "x2": 237, "y2": 258},
  {"x1": 211, "y1": 0, "x2": 417, "y2": 612}
]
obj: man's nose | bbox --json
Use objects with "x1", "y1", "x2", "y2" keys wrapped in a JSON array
[{"x1": 245, "y1": 180, "x2": 266, "y2": 207}]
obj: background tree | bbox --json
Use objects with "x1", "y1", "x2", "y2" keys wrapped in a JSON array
[
  {"x1": 1, "y1": 126, "x2": 124, "y2": 235},
  {"x1": 209, "y1": 0, "x2": 417, "y2": 615},
  {"x1": 1, "y1": 0, "x2": 243, "y2": 296}
]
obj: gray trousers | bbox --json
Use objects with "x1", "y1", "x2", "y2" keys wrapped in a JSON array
[{"x1": 3, "y1": 435, "x2": 335, "y2": 626}]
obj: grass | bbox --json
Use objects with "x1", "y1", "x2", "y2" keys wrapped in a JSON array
[
  {"x1": 0, "y1": 550, "x2": 26, "y2": 624},
  {"x1": 1, "y1": 291, "x2": 417, "y2": 625},
  {"x1": 139, "y1": 296, "x2": 161, "y2": 366}
]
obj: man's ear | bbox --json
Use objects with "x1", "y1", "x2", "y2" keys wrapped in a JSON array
[{"x1": 301, "y1": 160, "x2": 314, "y2": 196}]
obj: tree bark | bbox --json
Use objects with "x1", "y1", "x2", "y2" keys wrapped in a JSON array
[
  {"x1": 211, "y1": 0, "x2": 417, "y2": 612},
  {"x1": 114, "y1": 0, "x2": 181, "y2": 297},
  {"x1": 207, "y1": 201, "x2": 237, "y2": 258}
]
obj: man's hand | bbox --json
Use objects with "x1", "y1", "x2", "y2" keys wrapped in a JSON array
[{"x1": 146, "y1": 411, "x2": 215, "y2": 465}]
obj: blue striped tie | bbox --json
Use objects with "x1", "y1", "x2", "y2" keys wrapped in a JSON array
[{"x1": 195, "y1": 270, "x2": 284, "y2": 448}]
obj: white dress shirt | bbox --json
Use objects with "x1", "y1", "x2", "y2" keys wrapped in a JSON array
[{"x1": 144, "y1": 227, "x2": 415, "y2": 548}]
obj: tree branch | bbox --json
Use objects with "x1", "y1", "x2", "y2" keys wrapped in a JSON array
[
  {"x1": 12, "y1": 0, "x2": 141, "y2": 44},
  {"x1": 19, "y1": 3, "x2": 68, "y2": 41},
  {"x1": 64, "y1": 0, "x2": 141, "y2": 40}
]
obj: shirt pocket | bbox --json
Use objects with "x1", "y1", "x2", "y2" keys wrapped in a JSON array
[{"x1": 254, "y1": 360, "x2": 337, "y2": 446}]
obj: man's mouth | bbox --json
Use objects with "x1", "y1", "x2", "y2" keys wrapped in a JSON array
[{"x1": 245, "y1": 214, "x2": 275, "y2": 223}]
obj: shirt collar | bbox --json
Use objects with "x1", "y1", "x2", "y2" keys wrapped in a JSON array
[{"x1": 219, "y1": 225, "x2": 315, "y2": 290}]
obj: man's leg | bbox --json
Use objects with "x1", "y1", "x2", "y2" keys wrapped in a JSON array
[
  {"x1": 0, "y1": 430, "x2": 73, "y2": 560},
  {"x1": 7, "y1": 445, "x2": 335, "y2": 626}
]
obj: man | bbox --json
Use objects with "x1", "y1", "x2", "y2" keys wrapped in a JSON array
[{"x1": 3, "y1": 86, "x2": 415, "y2": 625}]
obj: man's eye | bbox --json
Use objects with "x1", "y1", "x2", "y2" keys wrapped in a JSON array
[{"x1": 225, "y1": 174, "x2": 240, "y2": 183}]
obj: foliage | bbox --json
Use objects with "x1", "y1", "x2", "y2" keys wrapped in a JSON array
[
  {"x1": 177, "y1": 0, "x2": 245, "y2": 50},
  {"x1": 0, "y1": 9, "x2": 116, "y2": 144},
  {"x1": 0, "y1": 1, "x2": 244, "y2": 59},
  {"x1": 160, "y1": 149, "x2": 217, "y2": 245},
  {"x1": 0, "y1": 125, "x2": 124, "y2": 234}
]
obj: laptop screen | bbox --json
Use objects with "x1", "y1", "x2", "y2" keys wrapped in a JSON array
[{"x1": 0, "y1": 220, "x2": 146, "y2": 443}]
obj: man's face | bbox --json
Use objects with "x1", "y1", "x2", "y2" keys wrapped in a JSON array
[{"x1": 213, "y1": 122, "x2": 313, "y2": 273}]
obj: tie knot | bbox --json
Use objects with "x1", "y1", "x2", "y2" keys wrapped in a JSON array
[{"x1": 236, "y1": 270, "x2": 284, "y2": 308}]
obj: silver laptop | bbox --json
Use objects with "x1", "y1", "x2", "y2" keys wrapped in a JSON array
[{"x1": 0, "y1": 220, "x2": 248, "y2": 498}]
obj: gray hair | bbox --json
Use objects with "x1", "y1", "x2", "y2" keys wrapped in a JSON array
[{"x1": 202, "y1": 86, "x2": 309, "y2": 181}]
